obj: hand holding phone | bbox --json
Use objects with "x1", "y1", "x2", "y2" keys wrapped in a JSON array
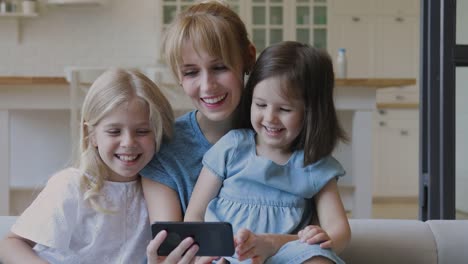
[{"x1": 151, "y1": 222, "x2": 235, "y2": 257}]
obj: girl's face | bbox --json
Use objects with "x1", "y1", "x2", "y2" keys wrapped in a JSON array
[
  {"x1": 251, "y1": 77, "x2": 304, "y2": 153},
  {"x1": 91, "y1": 98, "x2": 155, "y2": 182},
  {"x1": 179, "y1": 44, "x2": 244, "y2": 122}
]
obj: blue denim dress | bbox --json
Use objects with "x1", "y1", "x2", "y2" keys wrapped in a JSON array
[{"x1": 203, "y1": 129, "x2": 346, "y2": 264}]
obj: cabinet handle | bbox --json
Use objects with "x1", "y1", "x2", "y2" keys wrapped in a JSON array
[
  {"x1": 395, "y1": 95, "x2": 405, "y2": 100},
  {"x1": 378, "y1": 109, "x2": 386, "y2": 115},
  {"x1": 379, "y1": 121, "x2": 386, "y2": 127},
  {"x1": 395, "y1": 17, "x2": 404, "y2": 22},
  {"x1": 400, "y1": 130, "x2": 409, "y2": 136},
  {"x1": 351, "y1": 16, "x2": 360, "y2": 22}
]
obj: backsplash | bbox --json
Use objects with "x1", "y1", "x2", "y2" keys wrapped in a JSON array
[{"x1": 0, "y1": 0, "x2": 161, "y2": 76}]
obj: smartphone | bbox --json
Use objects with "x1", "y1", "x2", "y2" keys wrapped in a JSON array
[{"x1": 151, "y1": 221, "x2": 235, "y2": 256}]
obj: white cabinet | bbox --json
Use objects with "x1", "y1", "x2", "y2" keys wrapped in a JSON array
[
  {"x1": 331, "y1": 0, "x2": 374, "y2": 15},
  {"x1": 329, "y1": 15, "x2": 375, "y2": 78},
  {"x1": 373, "y1": 109, "x2": 419, "y2": 197},
  {"x1": 374, "y1": 16, "x2": 419, "y2": 78},
  {"x1": 159, "y1": 0, "x2": 329, "y2": 54},
  {"x1": 329, "y1": 0, "x2": 420, "y2": 79},
  {"x1": 376, "y1": 0, "x2": 419, "y2": 16}
]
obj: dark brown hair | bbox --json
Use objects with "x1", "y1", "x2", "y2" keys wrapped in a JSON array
[{"x1": 238, "y1": 41, "x2": 347, "y2": 166}]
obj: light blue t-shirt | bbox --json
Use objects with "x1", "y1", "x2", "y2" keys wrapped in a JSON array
[
  {"x1": 140, "y1": 111, "x2": 212, "y2": 213},
  {"x1": 203, "y1": 129, "x2": 345, "y2": 235}
]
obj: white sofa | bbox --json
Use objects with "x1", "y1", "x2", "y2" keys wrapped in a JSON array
[
  {"x1": 341, "y1": 219, "x2": 468, "y2": 264},
  {"x1": 1, "y1": 217, "x2": 467, "y2": 264}
]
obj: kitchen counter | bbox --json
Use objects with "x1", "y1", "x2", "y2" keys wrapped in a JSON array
[{"x1": 0, "y1": 76, "x2": 416, "y2": 87}]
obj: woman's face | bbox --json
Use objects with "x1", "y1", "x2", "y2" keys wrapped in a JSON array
[{"x1": 179, "y1": 44, "x2": 244, "y2": 122}]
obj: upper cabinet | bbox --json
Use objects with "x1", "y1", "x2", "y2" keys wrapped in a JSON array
[
  {"x1": 328, "y1": 0, "x2": 420, "y2": 78},
  {"x1": 160, "y1": 0, "x2": 329, "y2": 54},
  {"x1": 331, "y1": 0, "x2": 374, "y2": 15}
]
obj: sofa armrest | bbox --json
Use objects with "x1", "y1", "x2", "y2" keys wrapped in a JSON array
[
  {"x1": 340, "y1": 219, "x2": 437, "y2": 264},
  {"x1": 426, "y1": 220, "x2": 468, "y2": 264}
]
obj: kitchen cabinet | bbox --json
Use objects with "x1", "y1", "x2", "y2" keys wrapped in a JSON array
[
  {"x1": 329, "y1": 0, "x2": 419, "y2": 79},
  {"x1": 373, "y1": 87, "x2": 419, "y2": 198},
  {"x1": 329, "y1": 15, "x2": 375, "y2": 78},
  {"x1": 374, "y1": 16, "x2": 419, "y2": 78},
  {"x1": 160, "y1": 0, "x2": 329, "y2": 53}
]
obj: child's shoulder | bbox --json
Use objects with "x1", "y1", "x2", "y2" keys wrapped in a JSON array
[
  {"x1": 45, "y1": 167, "x2": 82, "y2": 191},
  {"x1": 224, "y1": 128, "x2": 254, "y2": 141}
]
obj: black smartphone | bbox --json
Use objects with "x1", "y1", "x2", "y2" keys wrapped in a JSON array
[{"x1": 151, "y1": 221, "x2": 235, "y2": 256}]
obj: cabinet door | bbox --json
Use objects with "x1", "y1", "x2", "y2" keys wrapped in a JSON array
[
  {"x1": 376, "y1": 0, "x2": 419, "y2": 16},
  {"x1": 294, "y1": 1, "x2": 328, "y2": 49},
  {"x1": 374, "y1": 110, "x2": 419, "y2": 197},
  {"x1": 246, "y1": 0, "x2": 285, "y2": 52},
  {"x1": 329, "y1": 15, "x2": 375, "y2": 78},
  {"x1": 331, "y1": 0, "x2": 374, "y2": 15},
  {"x1": 374, "y1": 16, "x2": 419, "y2": 78}
]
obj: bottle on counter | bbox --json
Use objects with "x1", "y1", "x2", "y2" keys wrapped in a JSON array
[
  {"x1": 0, "y1": 0, "x2": 7, "y2": 13},
  {"x1": 336, "y1": 48, "x2": 347, "y2": 79}
]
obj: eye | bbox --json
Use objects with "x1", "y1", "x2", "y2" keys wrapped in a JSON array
[
  {"x1": 181, "y1": 69, "x2": 198, "y2": 77},
  {"x1": 255, "y1": 103, "x2": 266, "y2": 108},
  {"x1": 280, "y1": 108, "x2": 292, "y2": 112},
  {"x1": 136, "y1": 129, "x2": 151, "y2": 136},
  {"x1": 213, "y1": 64, "x2": 228, "y2": 71},
  {"x1": 106, "y1": 129, "x2": 120, "y2": 136}
]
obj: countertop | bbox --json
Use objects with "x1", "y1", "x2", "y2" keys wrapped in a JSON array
[{"x1": 0, "y1": 76, "x2": 416, "y2": 87}]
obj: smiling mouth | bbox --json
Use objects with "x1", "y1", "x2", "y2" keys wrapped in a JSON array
[
  {"x1": 201, "y1": 94, "x2": 227, "y2": 105},
  {"x1": 115, "y1": 154, "x2": 141, "y2": 162},
  {"x1": 264, "y1": 126, "x2": 284, "y2": 133}
]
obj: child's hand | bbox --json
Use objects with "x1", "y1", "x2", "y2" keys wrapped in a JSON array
[
  {"x1": 235, "y1": 228, "x2": 275, "y2": 264},
  {"x1": 298, "y1": 225, "x2": 333, "y2": 249},
  {"x1": 147, "y1": 230, "x2": 200, "y2": 264}
]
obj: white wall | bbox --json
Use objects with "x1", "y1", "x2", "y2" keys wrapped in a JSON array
[{"x1": 0, "y1": 0, "x2": 162, "y2": 76}]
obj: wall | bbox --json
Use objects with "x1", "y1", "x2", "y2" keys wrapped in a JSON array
[{"x1": 0, "y1": 0, "x2": 161, "y2": 76}]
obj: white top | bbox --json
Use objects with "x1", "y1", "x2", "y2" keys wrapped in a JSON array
[{"x1": 12, "y1": 168, "x2": 151, "y2": 264}]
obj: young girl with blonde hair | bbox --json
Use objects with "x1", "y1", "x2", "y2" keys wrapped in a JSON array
[{"x1": 0, "y1": 69, "x2": 201, "y2": 264}]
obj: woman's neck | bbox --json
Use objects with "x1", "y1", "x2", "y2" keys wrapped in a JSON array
[{"x1": 196, "y1": 111, "x2": 234, "y2": 144}]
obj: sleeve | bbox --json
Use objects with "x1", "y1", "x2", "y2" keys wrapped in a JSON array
[
  {"x1": 202, "y1": 130, "x2": 239, "y2": 180},
  {"x1": 140, "y1": 155, "x2": 177, "y2": 191},
  {"x1": 307, "y1": 156, "x2": 346, "y2": 197},
  {"x1": 11, "y1": 169, "x2": 80, "y2": 250}
]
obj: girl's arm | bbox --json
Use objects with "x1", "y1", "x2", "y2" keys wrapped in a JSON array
[
  {"x1": 0, "y1": 232, "x2": 48, "y2": 264},
  {"x1": 142, "y1": 178, "x2": 183, "y2": 222},
  {"x1": 314, "y1": 179, "x2": 351, "y2": 253},
  {"x1": 184, "y1": 167, "x2": 223, "y2": 222}
]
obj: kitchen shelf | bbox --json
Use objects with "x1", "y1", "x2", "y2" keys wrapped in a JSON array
[
  {"x1": 0, "y1": 12, "x2": 38, "y2": 18},
  {"x1": 47, "y1": 0, "x2": 108, "y2": 5}
]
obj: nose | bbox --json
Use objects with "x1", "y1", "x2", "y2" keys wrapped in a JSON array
[
  {"x1": 264, "y1": 107, "x2": 277, "y2": 123},
  {"x1": 200, "y1": 72, "x2": 216, "y2": 92},
  {"x1": 121, "y1": 132, "x2": 136, "y2": 148}
]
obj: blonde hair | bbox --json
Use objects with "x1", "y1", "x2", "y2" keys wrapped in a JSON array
[
  {"x1": 77, "y1": 68, "x2": 174, "y2": 213},
  {"x1": 163, "y1": 0, "x2": 255, "y2": 82}
]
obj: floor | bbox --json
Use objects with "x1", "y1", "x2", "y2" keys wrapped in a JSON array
[{"x1": 371, "y1": 198, "x2": 468, "y2": 220}]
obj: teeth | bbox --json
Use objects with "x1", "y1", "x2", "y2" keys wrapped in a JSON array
[
  {"x1": 265, "y1": 126, "x2": 282, "y2": 132},
  {"x1": 202, "y1": 94, "x2": 227, "y2": 104},
  {"x1": 117, "y1": 155, "x2": 138, "y2": 161}
]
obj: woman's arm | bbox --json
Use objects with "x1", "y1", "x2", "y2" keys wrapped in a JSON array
[
  {"x1": 184, "y1": 167, "x2": 223, "y2": 222},
  {"x1": 0, "y1": 232, "x2": 47, "y2": 264},
  {"x1": 142, "y1": 178, "x2": 183, "y2": 222},
  {"x1": 314, "y1": 179, "x2": 351, "y2": 253}
]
